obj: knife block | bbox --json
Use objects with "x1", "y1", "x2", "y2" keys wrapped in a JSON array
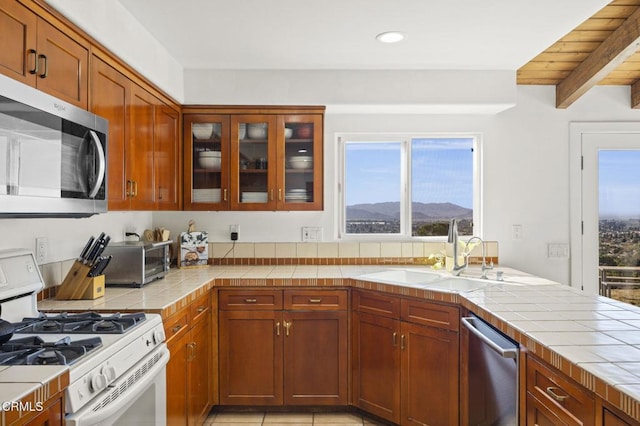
[{"x1": 56, "y1": 261, "x2": 103, "y2": 300}]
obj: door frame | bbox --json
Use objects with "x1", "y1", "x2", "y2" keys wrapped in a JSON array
[{"x1": 569, "y1": 122, "x2": 640, "y2": 294}]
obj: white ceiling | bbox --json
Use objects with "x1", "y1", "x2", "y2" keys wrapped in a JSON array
[{"x1": 117, "y1": 0, "x2": 609, "y2": 71}]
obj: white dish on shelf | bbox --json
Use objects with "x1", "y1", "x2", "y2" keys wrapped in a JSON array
[
  {"x1": 199, "y1": 156, "x2": 221, "y2": 170},
  {"x1": 288, "y1": 156, "x2": 313, "y2": 169},
  {"x1": 192, "y1": 123, "x2": 214, "y2": 139},
  {"x1": 247, "y1": 123, "x2": 268, "y2": 139},
  {"x1": 284, "y1": 128, "x2": 293, "y2": 139}
]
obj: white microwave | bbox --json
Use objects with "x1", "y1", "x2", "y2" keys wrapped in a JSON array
[{"x1": 0, "y1": 73, "x2": 108, "y2": 217}]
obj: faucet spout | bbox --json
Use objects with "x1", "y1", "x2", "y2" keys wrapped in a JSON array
[
  {"x1": 448, "y1": 219, "x2": 467, "y2": 276},
  {"x1": 465, "y1": 236, "x2": 493, "y2": 279}
]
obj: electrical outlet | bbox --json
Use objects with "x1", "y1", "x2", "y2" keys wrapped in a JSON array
[
  {"x1": 302, "y1": 226, "x2": 322, "y2": 242},
  {"x1": 512, "y1": 224, "x2": 523, "y2": 241},
  {"x1": 36, "y1": 237, "x2": 48, "y2": 264},
  {"x1": 230, "y1": 224, "x2": 239, "y2": 241}
]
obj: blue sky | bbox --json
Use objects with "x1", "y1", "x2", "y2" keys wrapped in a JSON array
[
  {"x1": 345, "y1": 138, "x2": 473, "y2": 207},
  {"x1": 599, "y1": 150, "x2": 640, "y2": 218}
]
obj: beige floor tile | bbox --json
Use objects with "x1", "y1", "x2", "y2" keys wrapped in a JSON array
[
  {"x1": 263, "y1": 412, "x2": 313, "y2": 424},
  {"x1": 313, "y1": 413, "x2": 364, "y2": 424},
  {"x1": 211, "y1": 413, "x2": 265, "y2": 423}
]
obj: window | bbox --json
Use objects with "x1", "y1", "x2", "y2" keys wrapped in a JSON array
[{"x1": 339, "y1": 134, "x2": 480, "y2": 239}]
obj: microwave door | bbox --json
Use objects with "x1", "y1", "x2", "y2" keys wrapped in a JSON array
[{"x1": 17, "y1": 135, "x2": 62, "y2": 197}]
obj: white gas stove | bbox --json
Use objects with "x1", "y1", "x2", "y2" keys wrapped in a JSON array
[{"x1": 0, "y1": 249, "x2": 168, "y2": 425}]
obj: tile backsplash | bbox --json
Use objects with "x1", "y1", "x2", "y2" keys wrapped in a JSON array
[{"x1": 37, "y1": 240, "x2": 498, "y2": 289}]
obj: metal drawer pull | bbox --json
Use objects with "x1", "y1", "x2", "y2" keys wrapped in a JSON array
[
  {"x1": 392, "y1": 332, "x2": 398, "y2": 346},
  {"x1": 28, "y1": 49, "x2": 38, "y2": 74},
  {"x1": 401, "y1": 334, "x2": 406, "y2": 350},
  {"x1": 284, "y1": 320, "x2": 292, "y2": 336},
  {"x1": 545, "y1": 386, "x2": 569, "y2": 402},
  {"x1": 171, "y1": 324, "x2": 183, "y2": 334},
  {"x1": 37, "y1": 54, "x2": 48, "y2": 78},
  {"x1": 308, "y1": 298, "x2": 322, "y2": 303},
  {"x1": 276, "y1": 322, "x2": 281, "y2": 336},
  {"x1": 196, "y1": 306, "x2": 206, "y2": 313},
  {"x1": 244, "y1": 298, "x2": 257, "y2": 303}
]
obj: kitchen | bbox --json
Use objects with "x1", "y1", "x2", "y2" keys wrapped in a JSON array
[{"x1": 2, "y1": 0, "x2": 640, "y2": 424}]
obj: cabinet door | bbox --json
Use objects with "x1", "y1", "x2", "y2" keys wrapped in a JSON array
[
  {"x1": 352, "y1": 311, "x2": 401, "y2": 424},
  {"x1": 401, "y1": 321, "x2": 459, "y2": 426},
  {"x1": 230, "y1": 115, "x2": 278, "y2": 210},
  {"x1": 278, "y1": 114, "x2": 323, "y2": 210},
  {"x1": 188, "y1": 316, "x2": 211, "y2": 426},
  {"x1": 35, "y1": 18, "x2": 88, "y2": 109},
  {"x1": 283, "y1": 311, "x2": 348, "y2": 405},
  {"x1": 184, "y1": 114, "x2": 230, "y2": 210},
  {"x1": 155, "y1": 103, "x2": 180, "y2": 210},
  {"x1": 218, "y1": 310, "x2": 283, "y2": 405},
  {"x1": 90, "y1": 57, "x2": 130, "y2": 209},
  {"x1": 128, "y1": 84, "x2": 157, "y2": 210},
  {"x1": 167, "y1": 331, "x2": 189, "y2": 426},
  {"x1": 0, "y1": 1, "x2": 37, "y2": 86}
]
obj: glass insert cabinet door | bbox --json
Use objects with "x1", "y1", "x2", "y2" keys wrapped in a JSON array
[
  {"x1": 231, "y1": 115, "x2": 277, "y2": 209},
  {"x1": 279, "y1": 114, "x2": 323, "y2": 210},
  {"x1": 184, "y1": 114, "x2": 230, "y2": 209}
]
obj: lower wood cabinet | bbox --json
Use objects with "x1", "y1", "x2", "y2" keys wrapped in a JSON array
[
  {"x1": 526, "y1": 355, "x2": 595, "y2": 426},
  {"x1": 218, "y1": 289, "x2": 348, "y2": 406},
  {"x1": 352, "y1": 290, "x2": 459, "y2": 426},
  {"x1": 165, "y1": 293, "x2": 212, "y2": 426}
]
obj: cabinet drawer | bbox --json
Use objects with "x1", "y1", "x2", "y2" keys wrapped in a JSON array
[
  {"x1": 527, "y1": 355, "x2": 595, "y2": 426},
  {"x1": 400, "y1": 298, "x2": 459, "y2": 331},
  {"x1": 284, "y1": 290, "x2": 348, "y2": 310},
  {"x1": 219, "y1": 289, "x2": 283, "y2": 310},
  {"x1": 353, "y1": 290, "x2": 400, "y2": 318},
  {"x1": 190, "y1": 292, "x2": 211, "y2": 325},
  {"x1": 164, "y1": 310, "x2": 189, "y2": 346}
]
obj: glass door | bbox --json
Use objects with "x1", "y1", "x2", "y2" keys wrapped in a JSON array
[
  {"x1": 278, "y1": 115, "x2": 323, "y2": 210},
  {"x1": 231, "y1": 115, "x2": 277, "y2": 209},
  {"x1": 184, "y1": 114, "x2": 229, "y2": 210}
]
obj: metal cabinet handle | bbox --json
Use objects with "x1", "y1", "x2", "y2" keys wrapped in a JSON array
[
  {"x1": 244, "y1": 298, "x2": 257, "y2": 303},
  {"x1": 132, "y1": 181, "x2": 138, "y2": 197},
  {"x1": 171, "y1": 324, "x2": 183, "y2": 334},
  {"x1": 37, "y1": 54, "x2": 48, "y2": 78},
  {"x1": 196, "y1": 306, "x2": 206, "y2": 313},
  {"x1": 284, "y1": 320, "x2": 292, "y2": 336},
  {"x1": 270, "y1": 189, "x2": 274, "y2": 201},
  {"x1": 187, "y1": 342, "x2": 196, "y2": 361},
  {"x1": 545, "y1": 386, "x2": 569, "y2": 402},
  {"x1": 126, "y1": 180, "x2": 133, "y2": 197},
  {"x1": 28, "y1": 49, "x2": 38, "y2": 74},
  {"x1": 392, "y1": 332, "x2": 398, "y2": 347},
  {"x1": 308, "y1": 298, "x2": 322, "y2": 303},
  {"x1": 276, "y1": 322, "x2": 280, "y2": 336},
  {"x1": 278, "y1": 188, "x2": 282, "y2": 201},
  {"x1": 401, "y1": 334, "x2": 406, "y2": 350},
  {"x1": 223, "y1": 188, "x2": 228, "y2": 201}
]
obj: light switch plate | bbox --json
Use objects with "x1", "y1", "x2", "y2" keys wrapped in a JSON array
[
  {"x1": 302, "y1": 227, "x2": 322, "y2": 242},
  {"x1": 548, "y1": 243, "x2": 570, "y2": 258}
]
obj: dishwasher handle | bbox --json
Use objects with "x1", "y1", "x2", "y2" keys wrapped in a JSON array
[{"x1": 462, "y1": 316, "x2": 518, "y2": 359}]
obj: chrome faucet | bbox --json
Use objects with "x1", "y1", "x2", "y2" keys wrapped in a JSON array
[
  {"x1": 447, "y1": 219, "x2": 467, "y2": 276},
  {"x1": 465, "y1": 236, "x2": 493, "y2": 279}
]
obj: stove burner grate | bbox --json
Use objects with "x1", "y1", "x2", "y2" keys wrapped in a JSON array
[
  {"x1": 14, "y1": 312, "x2": 146, "y2": 335},
  {"x1": 0, "y1": 336, "x2": 102, "y2": 366}
]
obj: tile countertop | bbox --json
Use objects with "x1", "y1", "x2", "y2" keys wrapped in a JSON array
[{"x1": 37, "y1": 264, "x2": 640, "y2": 420}]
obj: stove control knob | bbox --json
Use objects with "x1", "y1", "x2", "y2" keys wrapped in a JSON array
[
  {"x1": 103, "y1": 365, "x2": 117, "y2": 384},
  {"x1": 153, "y1": 329, "x2": 165, "y2": 344},
  {"x1": 91, "y1": 373, "x2": 107, "y2": 393}
]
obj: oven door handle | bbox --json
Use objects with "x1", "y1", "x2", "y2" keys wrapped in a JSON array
[{"x1": 65, "y1": 344, "x2": 169, "y2": 426}]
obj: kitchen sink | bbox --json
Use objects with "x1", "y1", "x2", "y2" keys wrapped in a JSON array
[{"x1": 356, "y1": 269, "x2": 445, "y2": 286}]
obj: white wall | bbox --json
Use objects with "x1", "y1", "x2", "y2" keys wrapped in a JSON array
[{"x1": 157, "y1": 84, "x2": 640, "y2": 288}]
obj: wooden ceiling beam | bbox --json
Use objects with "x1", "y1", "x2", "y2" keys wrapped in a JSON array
[{"x1": 556, "y1": 6, "x2": 640, "y2": 108}]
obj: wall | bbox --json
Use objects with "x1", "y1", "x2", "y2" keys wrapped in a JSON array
[{"x1": 156, "y1": 84, "x2": 640, "y2": 288}]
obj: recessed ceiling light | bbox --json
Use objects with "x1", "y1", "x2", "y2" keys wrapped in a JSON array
[{"x1": 376, "y1": 31, "x2": 405, "y2": 43}]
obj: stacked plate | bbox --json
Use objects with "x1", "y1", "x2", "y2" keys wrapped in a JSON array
[
  {"x1": 193, "y1": 188, "x2": 221, "y2": 203},
  {"x1": 241, "y1": 191, "x2": 268, "y2": 203},
  {"x1": 285, "y1": 188, "x2": 310, "y2": 202}
]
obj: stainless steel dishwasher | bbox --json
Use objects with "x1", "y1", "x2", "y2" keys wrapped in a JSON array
[{"x1": 462, "y1": 314, "x2": 519, "y2": 426}]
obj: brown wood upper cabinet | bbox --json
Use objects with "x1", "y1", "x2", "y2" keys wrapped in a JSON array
[
  {"x1": 91, "y1": 56, "x2": 180, "y2": 211},
  {"x1": 218, "y1": 289, "x2": 347, "y2": 406},
  {"x1": 183, "y1": 106, "x2": 324, "y2": 211},
  {"x1": 0, "y1": 1, "x2": 88, "y2": 108}
]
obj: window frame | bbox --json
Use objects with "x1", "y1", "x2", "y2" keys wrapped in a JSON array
[{"x1": 336, "y1": 132, "x2": 483, "y2": 241}]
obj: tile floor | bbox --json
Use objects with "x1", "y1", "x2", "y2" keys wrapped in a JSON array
[{"x1": 204, "y1": 411, "x2": 388, "y2": 426}]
